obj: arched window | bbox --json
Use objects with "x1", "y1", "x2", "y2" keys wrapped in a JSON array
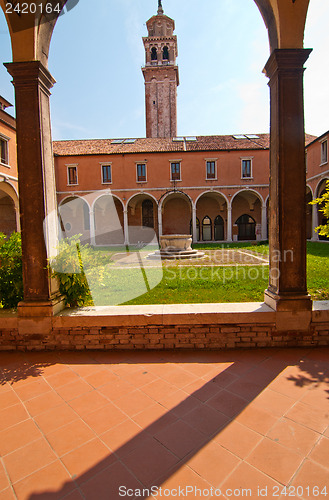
[
  {"x1": 151, "y1": 47, "x2": 157, "y2": 61},
  {"x1": 235, "y1": 214, "x2": 256, "y2": 241},
  {"x1": 163, "y1": 46, "x2": 169, "y2": 60},
  {"x1": 142, "y1": 199, "x2": 154, "y2": 228},
  {"x1": 202, "y1": 216, "x2": 212, "y2": 241},
  {"x1": 190, "y1": 218, "x2": 200, "y2": 241},
  {"x1": 214, "y1": 215, "x2": 224, "y2": 241}
]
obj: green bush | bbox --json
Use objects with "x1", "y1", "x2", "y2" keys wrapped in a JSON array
[
  {"x1": 50, "y1": 236, "x2": 111, "y2": 307},
  {"x1": 0, "y1": 232, "x2": 23, "y2": 309}
]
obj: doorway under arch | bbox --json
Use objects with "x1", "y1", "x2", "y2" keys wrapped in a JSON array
[{"x1": 235, "y1": 214, "x2": 256, "y2": 241}]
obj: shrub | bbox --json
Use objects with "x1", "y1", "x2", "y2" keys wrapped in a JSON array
[
  {"x1": 0, "y1": 232, "x2": 23, "y2": 309},
  {"x1": 50, "y1": 236, "x2": 111, "y2": 307}
]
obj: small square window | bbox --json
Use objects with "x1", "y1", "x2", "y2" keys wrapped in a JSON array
[
  {"x1": 242, "y1": 159, "x2": 252, "y2": 178},
  {"x1": 67, "y1": 166, "x2": 78, "y2": 185},
  {"x1": 137, "y1": 163, "x2": 146, "y2": 182},
  {"x1": 0, "y1": 138, "x2": 8, "y2": 165},
  {"x1": 171, "y1": 162, "x2": 181, "y2": 180},
  {"x1": 321, "y1": 140, "x2": 328, "y2": 164},
  {"x1": 102, "y1": 164, "x2": 112, "y2": 183},
  {"x1": 206, "y1": 161, "x2": 216, "y2": 179}
]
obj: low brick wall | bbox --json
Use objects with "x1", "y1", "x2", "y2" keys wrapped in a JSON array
[{"x1": 0, "y1": 303, "x2": 329, "y2": 351}]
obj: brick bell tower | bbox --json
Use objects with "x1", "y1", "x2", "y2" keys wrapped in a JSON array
[{"x1": 142, "y1": 0, "x2": 179, "y2": 138}]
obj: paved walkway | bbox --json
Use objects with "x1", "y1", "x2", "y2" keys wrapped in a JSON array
[{"x1": 0, "y1": 347, "x2": 328, "y2": 500}]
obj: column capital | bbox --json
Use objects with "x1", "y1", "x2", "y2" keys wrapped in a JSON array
[
  {"x1": 5, "y1": 61, "x2": 56, "y2": 96},
  {"x1": 264, "y1": 48, "x2": 312, "y2": 81}
]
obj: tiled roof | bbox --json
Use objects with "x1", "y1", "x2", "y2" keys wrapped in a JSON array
[{"x1": 53, "y1": 133, "x2": 317, "y2": 157}]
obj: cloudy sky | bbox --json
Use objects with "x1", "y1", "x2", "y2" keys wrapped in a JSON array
[{"x1": 0, "y1": 0, "x2": 328, "y2": 140}]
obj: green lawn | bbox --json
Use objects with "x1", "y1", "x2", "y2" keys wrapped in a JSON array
[{"x1": 87, "y1": 241, "x2": 329, "y2": 305}]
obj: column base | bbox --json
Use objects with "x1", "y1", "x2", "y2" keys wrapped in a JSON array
[
  {"x1": 264, "y1": 288, "x2": 312, "y2": 312},
  {"x1": 18, "y1": 295, "x2": 65, "y2": 318}
]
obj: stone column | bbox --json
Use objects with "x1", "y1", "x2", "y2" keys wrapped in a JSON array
[
  {"x1": 5, "y1": 61, "x2": 62, "y2": 317},
  {"x1": 263, "y1": 49, "x2": 312, "y2": 313},
  {"x1": 261, "y1": 204, "x2": 267, "y2": 240},
  {"x1": 192, "y1": 206, "x2": 197, "y2": 243},
  {"x1": 123, "y1": 208, "x2": 129, "y2": 246},
  {"x1": 227, "y1": 205, "x2": 232, "y2": 242},
  {"x1": 89, "y1": 210, "x2": 96, "y2": 246},
  {"x1": 311, "y1": 202, "x2": 319, "y2": 241},
  {"x1": 158, "y1": 205, "x2": 163, "y2": 237}
]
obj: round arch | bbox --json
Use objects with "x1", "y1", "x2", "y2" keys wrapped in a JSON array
[
  {"x1": 92, "y1": 192, "x2": 124, "y2": 213},
  {"x1": 58, "y1": 195, "x2": 91, "y2": 243}
]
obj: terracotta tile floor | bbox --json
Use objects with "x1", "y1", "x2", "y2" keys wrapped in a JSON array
[{"x1": 0, "y1": 347, "x2": 328, "y2": 500}]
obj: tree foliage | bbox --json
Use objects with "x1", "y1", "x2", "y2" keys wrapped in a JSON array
[
  {"x1": 0, "y1": 232, "x2": 23, "y2": 309},
  {"x1": 310, "y1": 180, "x2": 329, "y2": 238}
]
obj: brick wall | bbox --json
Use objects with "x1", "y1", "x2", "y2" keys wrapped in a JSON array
[{"x1": 0, "y1": 320, "x2": 328, "y2": 351}]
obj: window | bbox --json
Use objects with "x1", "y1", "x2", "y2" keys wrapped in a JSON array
[
  {"x1": 171, "y1": 162, "x2": 181, "y2": 181},
  {"x1": 142, "y1": 199, "x2": 154, "y2": 228},
  {"x1": 151, "y1": 47, "x2": 157, "y2": 61},
  {"x1": 202, "y1": 216, "x2": 212, "y2": 241},
  {"x1": 163, "y1": 46, "x2": 169, "y2": 60},
  {"x1": 241, "y1": 159, "x2": 252, "y2": 178},
  {"x1": 206, "y1": 161, "x2": 216, "y2": 180},
  {"x1": 0, "y1": 137, "x2": 8, "y2": 165},
  {"x1": 137, "y1": 163, "x2": 146, "y2": 182},
  {"x1": 67, "y1": 166, "x2": 78, "y2": 185},
  {"x1": 101, "y1": 164, "x2": 112, "y2": 184},
  {"x1": 321, "y1": 140, "x2": 328, "y2": 165}
]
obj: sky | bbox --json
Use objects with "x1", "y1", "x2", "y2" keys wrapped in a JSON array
[{"x1": 0, "y1": 0, "x2": 328, "y2": 140}]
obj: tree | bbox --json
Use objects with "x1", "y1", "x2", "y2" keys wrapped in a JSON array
[{"x1": 310, "y1": 180, "x2": 329, "y2": 238}]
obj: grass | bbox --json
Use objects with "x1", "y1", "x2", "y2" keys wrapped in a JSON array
[{"x1": 85, "y1": 241, "x2": 329, "y2": 305}]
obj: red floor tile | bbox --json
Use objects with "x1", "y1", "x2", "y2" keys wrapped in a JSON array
[
  {"x1": 100, "y1": 419, "x2": 145, "y2": 457},
  {"x1": 123, "y1": 436, "x2": 179, "y2": 485},
  {"x1": 68, "y1": 390, "x2": 108, "y2": 418},
  {"x1": 235, "y1": 404, "x2": 278, "y2": 435},
  {"x1": 54, "y1": 379, "x2": 93, "y2": 402},
  {"x1": 80, "y1": 461, "x2": 142, "y2": 500},
  {"x1": 3, "y1": 437, "x2": 57, "y2": 483},
  {"x1": 0, "y1": 390, "x2": 20, "y2": 410},
  {"x1": 154, "y1": 419, "x2": 206, "y2": 459},
  {"x1": 222, "y1": 461, "x2": 281, "y2": 499},
  {"x1": 24, "y1": 390, "x2": 64, "y2": 417},
  {"x1": 266, "y1": 418, "x2": 320, "y2": 456},
  {"x1": 33, "y1": 403, "x2": 78, "y2": 434},
  {"x1": 0, "y1": 488, "x2": 16, "y2": 500},
  {"x1": 82, "y1": 403, "x2": 128, "y2": 435},
  {"x1": 0, "y1": 462, "x2": 10, "y2": 492},
  {"x1": 12, "y1": 379, "x2": 51, "y2": 402},
  {"x1": 0, "y1": 404, "x2": 29, "y2": 433},
  {"x1": 285, "y1": 401, "x2": 329, "y2": 433},
  {"x1": 114, "y1": 389, "x2": 154, "y2": 417},
  {"x1": 207, "y1": 389, "x2": 248, "y2": 418},
  {"x1": 182, "y1": 404, "x2": 230, "y2": 437},
  {"x1": 290, "y1": 460, "x2": 329, "y2": 493},
  {"x1": 45, "y1": 420, "x2": 95, "y2": 457},
  {"x1": 84, "y1": 369, "x2": 119, "y2": 388},
  {"x1": 98, "y1": 378, "x2": 135, "y2": 401},
  {"x1": 0, "y1": 419, "x2": 42, "y2": 456},
  {"x1": 308, "y1": 436, "x2": 329, "y2": 469},
  {"x1": 44, "y1": 369, "x2": 81, "y2": 389},
  {"x1": 246, "y1": 437, "x2": 304, "y2": 484},
  {"x1": 214, "y1": 420, "x2": 262, "y2": 459},
  {"x1": 187, "y1": 441, "x2": 240, "y2": 486},
  {"x1": 13, "y1": 460, "x2": 74, "y2": 500},
  {"x1": 253, "y1": 388, "x2": 296, "y2": 417},
  {"x1": 60, "y1": 438, "x2": 116, "y2": 485}
]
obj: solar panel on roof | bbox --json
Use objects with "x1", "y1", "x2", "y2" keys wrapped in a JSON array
[
  {"x1": 233, "y1": 135, "x2": 246, "y2": 140},
  {"x1": 111, "y1": 139, "x2": 124, "y2": 144},
  {"x1": 245, "y1": 134, "x2": 260, "y2": 139},
  {"x1": 185, "y1": 136, "x2": 197, "y2": 141},
  {"x1": 172, "y1": 137, "x2": 184, "y2": 141},
  {"x1": 124, "y1": 139, "x2": 136, "y2": 144}
]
